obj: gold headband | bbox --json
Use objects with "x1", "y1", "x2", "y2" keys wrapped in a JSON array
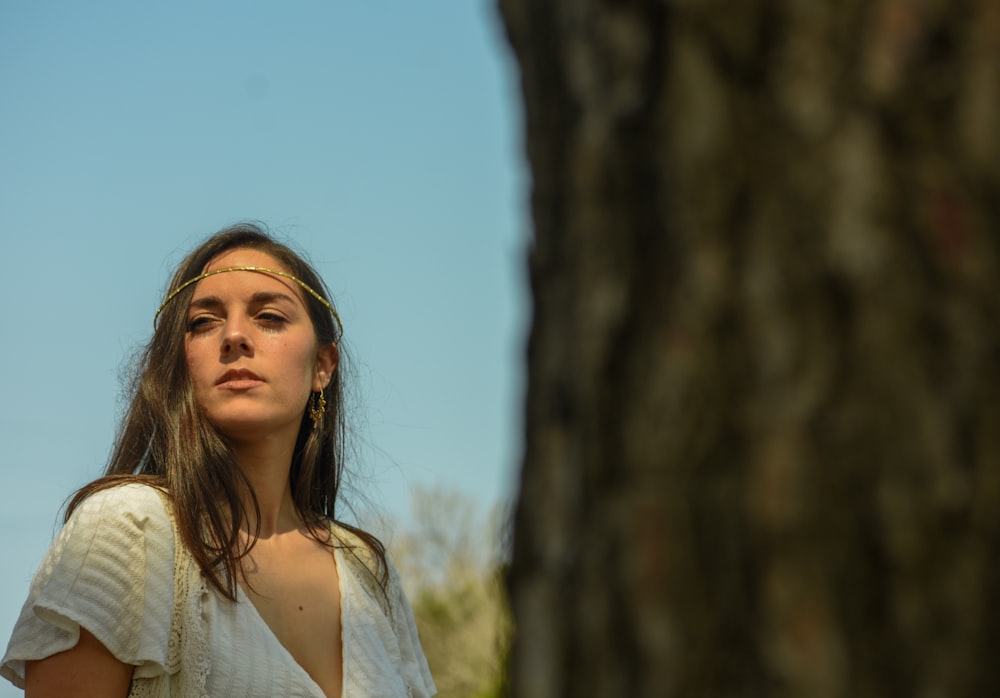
[{"x1": 154, "y1": 265, "x2": 343, "y2": 336}]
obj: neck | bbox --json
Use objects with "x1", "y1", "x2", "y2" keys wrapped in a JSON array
[{"x1": 231, "y1": 435, "x2": 300, "y2": 538}]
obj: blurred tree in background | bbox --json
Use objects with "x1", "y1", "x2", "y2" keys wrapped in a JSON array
[
  {"x1": 498, "y1": 0, "x2": 1000, "y2": 696},
  {"x1": 388, "y1": 487, "x2": 511, "y2": 698}
]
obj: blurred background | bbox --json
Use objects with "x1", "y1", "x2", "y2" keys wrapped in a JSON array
[{"x1": 0, "y1": 2, "x2": 523, "y2": 695}]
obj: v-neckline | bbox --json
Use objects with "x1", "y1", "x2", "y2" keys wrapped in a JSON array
[{"x1": 235, "y1": 545, "x2": 347, "y2": 698}]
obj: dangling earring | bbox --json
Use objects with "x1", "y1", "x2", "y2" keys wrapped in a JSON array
[{"x1": 309, "y1": 388, "x2": 326, "y2": 428}]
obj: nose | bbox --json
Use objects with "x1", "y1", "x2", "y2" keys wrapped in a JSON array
[{"x1": 221, "y1": 318, "x2": 254, "y2": 357}]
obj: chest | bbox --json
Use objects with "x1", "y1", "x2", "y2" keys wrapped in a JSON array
[
  {"x1": 136, "y1": 527, "x2": 422, "y2": 698},
  {"x1": 240, "y1": 534, "x2": 343, "y2": 697}
]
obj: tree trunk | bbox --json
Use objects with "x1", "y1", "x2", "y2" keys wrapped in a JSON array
[{"x1": 498, "y1": 1, "x2": 1000, "y2": 696}]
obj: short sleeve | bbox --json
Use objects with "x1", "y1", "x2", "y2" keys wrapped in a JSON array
[
  {"x1": 386, "y1": 562, "x2": 437, "y2": 698},
  {"x1": 1, "y1": 483, "x2": 175, "y2": 689},
  {"x1": 335, "y1": 526, "x2": 437, "y2": 697}
]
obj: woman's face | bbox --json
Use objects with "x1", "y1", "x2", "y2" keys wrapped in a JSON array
[{"x1": 183, "y1": 248, "x2": 336, "y2": 443}]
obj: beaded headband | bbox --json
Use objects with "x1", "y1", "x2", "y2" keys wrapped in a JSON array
[{"x1": 154, "y1": 265, "x2": 343, "y2": 336}]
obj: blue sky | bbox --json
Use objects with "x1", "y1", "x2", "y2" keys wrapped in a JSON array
[{"x1": 0, "y1": 0, "x2": 527, "y2": 678}]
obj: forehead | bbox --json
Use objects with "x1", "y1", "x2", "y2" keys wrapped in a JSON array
[{"x1": 190, "y1": 248, "x2": 305, "y2": 304}]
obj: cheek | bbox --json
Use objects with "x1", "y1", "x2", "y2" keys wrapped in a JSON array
[
  {"x1": 288, "y1": 343, "x2": 319, "y2": 385},
  {"x1": 275, "y1": 335, "x2": 318, "y2": 367},
  {"x1": 184, "y1": 343, "x2": 211, "y2": 391}
]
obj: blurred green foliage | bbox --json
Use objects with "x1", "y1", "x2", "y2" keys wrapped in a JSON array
[{"x1": 387, "y1": 487, "x2": 512, "y2": 698}]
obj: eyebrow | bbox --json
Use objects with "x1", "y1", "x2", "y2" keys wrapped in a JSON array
[{"x1": 188, "y1": 291, "x2": 302, "y2": 311}]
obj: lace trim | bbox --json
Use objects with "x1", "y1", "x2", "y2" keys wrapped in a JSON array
[
  {"x1": 175, "y1": 537, "x2": 211, "y2": 696},
  {"x1": 331, "y1": 525, "x2": 392, "y2": 618},
  {"x1": 127, "y1": 492, "x2": 211, "y2": 698}
]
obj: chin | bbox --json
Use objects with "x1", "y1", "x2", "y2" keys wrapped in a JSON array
[{"x1": 209, "y1": 413, "x2": 302, "y2": 442}]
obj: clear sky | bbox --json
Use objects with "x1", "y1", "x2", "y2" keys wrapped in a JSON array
[{"x1": 0, "y1": 0, "x2": 527, "y2": 681}]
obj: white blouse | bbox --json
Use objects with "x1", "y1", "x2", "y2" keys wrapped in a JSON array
[{"x1": 1, "y1": 483, "x2": 435, "y2": 697}]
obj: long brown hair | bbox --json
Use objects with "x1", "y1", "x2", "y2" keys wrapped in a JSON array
[{"x1": 68, "y1": 222, "x2": 386, "y2": 600}]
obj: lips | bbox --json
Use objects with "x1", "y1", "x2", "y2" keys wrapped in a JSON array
[{"x1": 216, "y1": 368, "x2": 264, "y2": 389}]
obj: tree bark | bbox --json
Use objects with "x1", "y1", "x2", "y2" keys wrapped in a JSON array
[{"x1": 499, "y1": 1, "x2": 1000, "y2": 696}]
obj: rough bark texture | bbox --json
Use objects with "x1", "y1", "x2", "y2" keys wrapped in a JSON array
[{"x1": 499, "y1": 1, "x2": 1000, "y2": 696}]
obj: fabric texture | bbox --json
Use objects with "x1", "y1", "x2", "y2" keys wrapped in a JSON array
[{"x1": 1, "y1": 483, "x2": 436, "y2": 698}]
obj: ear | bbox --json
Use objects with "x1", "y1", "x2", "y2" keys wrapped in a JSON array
[{"x1": 313, "y1": 342, "x2": 339, "y2": 391}]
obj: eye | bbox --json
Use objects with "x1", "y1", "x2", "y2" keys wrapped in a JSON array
[
  {"x1": 187, "y1": 316, "x2": 217, "y2": 333},
  {"x1": 256, "y1": 312, "x2": 288, "y2": 328}
]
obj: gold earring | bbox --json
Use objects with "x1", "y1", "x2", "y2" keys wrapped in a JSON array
[{"x1": 309, "y1": 389, "x2": 326, "y2": 427}]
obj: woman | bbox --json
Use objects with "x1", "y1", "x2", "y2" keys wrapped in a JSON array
[{"x1": 1, "y1": 223, "x2": 436, "y2": 697}]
